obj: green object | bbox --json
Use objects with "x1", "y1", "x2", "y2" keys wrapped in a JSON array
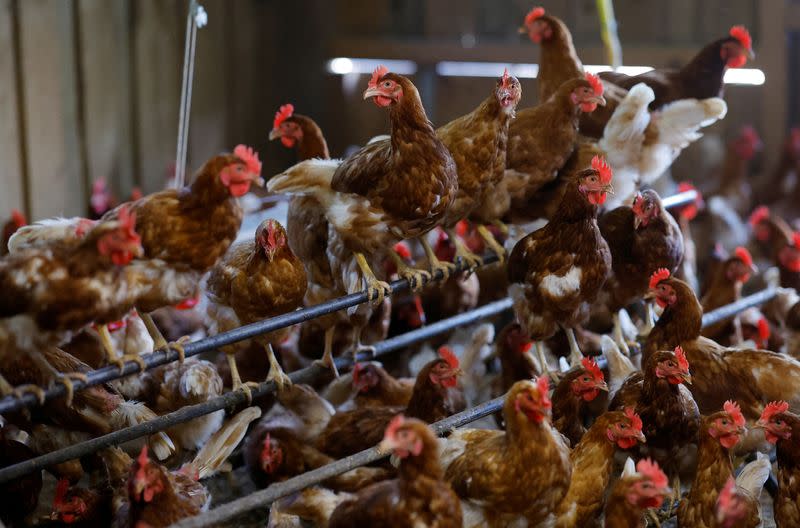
[{"x1": 596, "y1": 0, "x2": 622, "y2": 68}]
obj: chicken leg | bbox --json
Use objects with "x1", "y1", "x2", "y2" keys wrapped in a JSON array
[
  {"x1": 534, "y1": 341, "x2": 559, "y2": 384},
  {"x1": 444, "y1": 227, "x2": 482, "y2": 271},
  {"x1": 612, "y1": 312, "x2": 631, "y2": 357},
  {"x1": 312, "y1": 326, "x2": 339, "y2": 377},
  {"x1": 97, "y1": 324, "x2": 147, "y2": 373},
  {"x1": 139, "y1": 312, "x2": 188, "y2": 362},
  {"x1": 387, "y1": 250, "x2": 430, "y2": 292},
  {"x1": 476, "y1": 224, "x2": 506, "y2": 264},
  {"x1": 355, "y1": 252, "x2": 391, "y2": 303},
  {"x1": 30, "y1": 349, "x2": 88, "y2": 407},
  {"x1": 349, "y1": 325, "x2": 376, "y2": 362},
  {"x1": 420, "y1": 238, "x2": 455, "y2": 280},
  {"x1": 226, "y1": 353, "x2": 260, "y2": 403},
  {"x1": 563, "y1": 326, "x2": 584, "y2": 367},
  {"x1": 265, "y1": 343, "x2": 292, "y2": 391}
]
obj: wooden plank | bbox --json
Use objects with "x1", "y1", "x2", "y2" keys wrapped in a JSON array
[
  {"x1": 132, "y1": 0, "x2": 182, "y2": 192},
  {"x1": 77, "y1": 0, "x2": 136, "y2": 202},
  {"x1": 758, "y1": 0, "x2": 787, "y2": 171},
  {"x1": 17, "y1": 0, "x2": 86, "y2": 220},
  {"x1": 0, "y1": 0, "x2": 26, "y2": 218}
]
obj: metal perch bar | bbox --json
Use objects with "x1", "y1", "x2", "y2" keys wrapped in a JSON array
[
  {"x1": 0, "y1": 189, "x2": 697, "y2": 415},
  {"x1": 0, "y1": 299, "x2": 512, "y2": 484},
  {"x1": 169, "y1": 286, "x2": 779, "y2": 527}
]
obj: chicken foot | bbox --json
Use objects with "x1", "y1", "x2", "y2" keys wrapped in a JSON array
[
  {"x1": 534, "y1": 341, "x2": 560, "y2": 384},
  {"x1": 420, "y1": 238, "x2": 455, "y2": 280},
  {"x1": 30, "y1": 349, "x2": 89, "y2": 407},
  {"x1": 387, "y1": 250, "x2": 430, "y2": 292},
  {"x1": 265, "y1": 343, "x2": 292, "y2": 391},
  {"x1": 348, "y1": 326, "x2": 376, "y2": 362},
  {"x1": 476, "y1": 224, "x2": 506, "y2": 264},
  {"x1": 0, "y1": 374, "x2": 46, "y2": 406},
  {"x1": 312, "y1": 326, "x2": 339, "y2": 378},
  {"x1": 444, "y1": 227, "x2": 482, "y2": 271},
  {"x1": 139, "y1": 312, "x2": 188, "y2": 362},
  {"x1": 96, "y1": 324, "x2": 147, "y2": 373},
  {"x1": 226, "y1": 353, "x2": 261, "y2": 403},
  {"x1": 355, "y1": 252, "x2": 391, "y2": 303},
  {"x1": 563, "y1": 326, "x2": 584, "y2": 367}
]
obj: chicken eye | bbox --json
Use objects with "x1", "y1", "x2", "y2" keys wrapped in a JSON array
[
  {"x1": 383, "y1": 81, "x2": 392, "y2": 88},
  {"x1": 619, "y1": 423, "x2": 627, "y2": 429},
  {"x1": 721, "y1": 419, "x2": 728, "y2": 425},
  {"x1": 776, "y1": 419, "x2": 784, "y2": 425},
  {"x1": 582, "y1": 376, "x2": 590, "y2": 382}
]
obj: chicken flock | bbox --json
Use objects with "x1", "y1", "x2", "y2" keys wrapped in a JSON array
[{"x1": 1, "y1": 6, "x2": 800, "y2": 528}]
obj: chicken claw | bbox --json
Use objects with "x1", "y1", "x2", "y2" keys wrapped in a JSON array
[
  {"x1": 355, "y1": 252, "x2": 391, "y2": 303},
  {"x1": 388, "y1": 251, "x2": 430, "y2": 292},
  {"x1": 265, "y1": 344, "x2": 292, "y2": 391},
  {"x1": 420, "y1": 238, "x2": 455, "y2": 281},
  {"x1": 167, "y1": 336, "x2": 191, "y2": 363},
  {"x1": 108, "y1": 354, "x2": 148, "y2": 374},
  {"x1": 312, "y1": 327, "x2": 340, "y2": 377},
  {"x1": 476, "y1": 224, "x2": 506, "y2": 264},
  {"x1": 445, "y1": 227, "x2": 482, "y2": 272},
  {"x1": 11, "y1": 384, "x2": 47, "y2": 405},
  {"x1": 225, "y1": 354, "x2": 261, "y2": 403},
  {"x1": 54, "y1": 372, "x2": 90, "y2": 407}
]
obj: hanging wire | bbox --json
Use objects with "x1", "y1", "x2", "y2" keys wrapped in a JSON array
[{"x1": 173, "y1": 1, "x2": 207, "y2": 189}]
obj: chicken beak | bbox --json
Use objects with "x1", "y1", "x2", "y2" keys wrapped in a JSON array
[
  {"x1": 747, "y1": 48, "x2": 755, "y2": 60},
  {"x1": 634, "y1": 216, "x2": 643, "y2": 230},
  {"x1": 681, "y1": 373, "x2": 693, "y2": 385},
  {"x1": 643, "y1": 291, "x2": 656, "y2": 301},
  {"x1": 517, "y1": 26, "x2": 528, "y2": 34},
  {"x1": 750, "y1": 262, "x2": 759, "y2": 273},
  {"x1": 376, "y1": 438, "x2": 397, "y2": 455},
  {"x1": 753, "y1": 419, "x2": 767, "y2": 430},
  {"x1": 268, "y1": 128, "x2": 281, "y2": 141},
  {"x1": 596, "y1": 380, "x2": 609, "y2": 392},
  {"x1": 252, "y1": 174, "x2": 266, "y2": 187},
  {"x1": 603, "y1": 183, "x2": 615, "y2": 195},
  {"x1": 635, "y1": 430, "x2": 646, "y2": 443},
  {"x1": 363, "y1": 87, "x2": 382, "y2": 100},
  {"x1": 590, "y1": 95, "x2": 607, "y2": 106},
  {"x1": 132, "y1": 479, "x2": 146, "y2": 500}
]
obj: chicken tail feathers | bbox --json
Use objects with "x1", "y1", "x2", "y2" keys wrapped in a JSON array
[
  {"x1": 267, "y1": 159, "x2": 341, "y2": 200},
  {"x1": 279, "y1": 486, "x2": 353, "y2": 527},
  {"x1": 735, "y1": 455, "x2": 771, "y2": 498},
  {"x1": 111, "y1": 400, "x2": 176, "y2": 460},
  {"x1": 602, "y1": 335, "x2": 636, "y2": 396},
  {"x1": 189, "y1": 406, "x2": 262, "y2": 480}
]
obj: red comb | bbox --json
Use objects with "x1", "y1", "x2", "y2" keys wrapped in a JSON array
[
  {"x1": 793, "y1": 232, "x2": 800, "y2": 248},
  {"x1": 724, "y1": 400, "x2": 746, "y2": 427},
  {"x1": 730, "y1": 25, "x2": 752, "y2": 51},
  {"x1": 501, "y1": 68, "x2": 511, "y2": 88},
  {"x1": 591, "y1": 155, "x2": 612, "y2": 184},
  {"x1": 107, "y1": 318, "x2": 127, "y2": 332},
  {"x1": 352, "y1": 362, "x2": 363, "y2": 386},
  {"x1": 54, "y1": 478, "x2": 70, "y2": 506},
  {"x1": 674, "y1": 346, "x2": 689, "y2": 372},
  {"x1": 273, "y1": 104, "x2": 294, "y2": 130},
  {"x1": 649, "y1": 268, "x2": 671, "y2": 289},
  {"x1": 524, "y1": 6, "x2": 545, "y2": 26},
  {"x1": 718, "y1": 477, "x2": 736, "y2": 511},
  {"x1": 677, "y1": 182, "x2": 703, "y2": 220},
  {"x1": 175, "y1": 296, "x2": 199, "y2": 310},
  {"x1": 438, "y1": 346, "x2": 460, "y2": 369},
  {"x1": 10, "y1": 208, "x2": 26, "y2": 228},
  {"x1": 455, "y1": 219, "x2": 469, "y2": 237},
  {"x1": 74, "y1": 218, "x2": 96, "y2": 238},
  {"x1": 581, "y1": 357, "x2": 604, "y2": 382},
  {"x1": 368, "y1": 65, "x2": 389, "y2": 90},
  {"x1": 131, "y1": 187, "x2": 143, "y2": 201},
  {"x1": 733, "y1": 246, "x2": 753, "y2": 268},
  {"x1": 536, "y1": 375, "x2": 550, "y2": 396},
  {"x1": 117, "y1": 205, "x2": 138, "y2": 238},
  {"x1": 520, "y1": 341, "x2": 533, "y2": 354},
  {"x1": 393, "y1": 241, "x2": 412, "y2": 260},
  {"x1": 385, "y1": 414, "x2": 405, "y2": 438},
  {"x1": 585, "y1": 72, "x2": 604, "y2": 96},
  {"x1": 749, "y1": 206, "x2": 769, "y2": 227},
  {"x1": 761, "y1": 401, "x2": 789, "y2": 422},
  {"x1": 637, "y1": 458, "x2": 668, "y2": 489},
  {"x1": 625, "y1": 407, "x2": 643, "y2": 432},
  {"x1": 137, "y1": 445, "x2": 149, "y2": 466},
  {"x1": 757, "y1": 318, "x2": 770, "y2": 342},
  {"x1": 233, "y1": 145, "x2": 262, "y2": 177}
]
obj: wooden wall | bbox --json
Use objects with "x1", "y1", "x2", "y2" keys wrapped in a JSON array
[{"x1": 0, "y1": 0, "x2": 792, "y2": 222}]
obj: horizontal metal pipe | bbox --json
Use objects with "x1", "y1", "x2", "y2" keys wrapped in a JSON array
[
  {"x1": 171, "y1": 286, "x2": 780, "y2": 527},
  {"x1": 0, "y1": 298, "x2": 512, "y2": 484},
  {"x1": 0, "y1": 254, "x2": 498, "y2": 415},
  {"x1": 171, "y1": 395, "x2": 506, "y2": 528},
  {"x1": 660, "y1": 189, "x2": 697, "y2": 210}
]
